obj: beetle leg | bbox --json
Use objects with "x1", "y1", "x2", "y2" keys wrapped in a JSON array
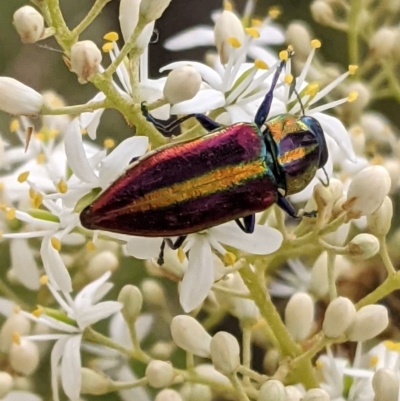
[
  {"x1": 141, "y1": 102, "x2": 220, "y2": 135},
  {"x1": 157, "y1": 235, "x2": 188, "y2": 265},
  {"x1": 254, "y1": 56, "x2": 290, "y2": 128},
  {"x1": 235, "y1": 214, "x2": 255, "y2": 233},
  {"x1": 277, "y1": 194, "x2": 317, "y2": 219}
]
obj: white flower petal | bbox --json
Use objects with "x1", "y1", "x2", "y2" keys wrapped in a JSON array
[
  {"x1": 180, "y1": 236, "x2": 214, "y2": 312},
  {"x1": 80, "y1": 92, "x2": 106, "y2": 140},
  {"x1": 211, "y1": 222, "x2": 283, "y2": 255},
  {"x1": 76, "y1": 301, "x2": 122, "y2": 329},
  {"x1": 171, "y1": 89, "x2": 225, "y2": 114},
  {"x1": 3, "y1": 391, "x2": 42, "y2": 401},
  {"x1": 10, "y1": 239, "x2": 40, "y2": 290},
  {"x1": 61, "y1": 334, "x2": 82, "y2": 401},
  {"x1": 247, "y1": 45, "x2": 278, "y2": 65},
  {"x1": 0, "y1": 297, "x2": 16, "y2": 317},
  {"x1": 25, "y1": 334, "x2": 71, "y2": 341},
  {"x1": 74, "y1": 271, "x2": 112, "y2": 308},
  {"x1": 160, "y1": 61, "x2": 222, "y2": 89},
  {"x1": 125, "y1": 237, "x2": 163, "y2": 259},
  {"x1": 314, "y1": 112, "x2": 356, "y2": 163},
  {"x1": 65, "y1": 119, "x2": 99, "y2": 184},
  {"x1": 225, "y1": 104, "x2": 253, "y2": 123},
  {"x1": 257, "y1": 24, "x2": 285, "y2": 45},
  {"x1": 164, "y1": 26, "x2": 214, "y2": 50},
  {"x1": 98, "y1": 136, "x2": 148, "y2": 188},
  {"x1": 51, "y1": 337, "x2": 69, "y2": 401}
]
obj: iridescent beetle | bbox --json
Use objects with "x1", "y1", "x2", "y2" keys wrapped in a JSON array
[{"x1": 80, "y1": 54, "x2": 328, "y2": 262}]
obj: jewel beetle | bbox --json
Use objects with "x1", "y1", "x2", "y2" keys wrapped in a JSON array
[{"x1": 80, "y1": 53, "x2": 328, "y2": 261}]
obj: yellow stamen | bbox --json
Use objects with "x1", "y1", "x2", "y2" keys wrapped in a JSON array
[
  {"x1": 102, "y1": 43, "x2": 114, "y2": 53},
  {"x1": 36, "y1": 153, "x2": 46, "y2": 164},
  {"x1": 32, "y1": 193, "x2": 43, "y2": 208},
  {"x1": 0, "y1": 204, "x2": 6, "y2": 211},
  {"x1": 17, "y1": 171, "x2": 30, "y2": 183},
  {"x1": 51, "y1": 237, "x2": 61, "y2": 251},
  {"x1": 284, "y1": 74, "x2": 294, "y2": 85},
  {"x1": 369, "y1": 355, "x2": 379, "y2": 367},
  {"x1": 9, "y1": 119, "x2": 20, "y2": 133},
  {"x1": 177, "y1": 248, "x2": 186, "y2": 263},
  {"x1": 39, "y1": 275, "x2": 48, "y2": 285},
  {"x1": 35, "y1": 132, "x2": 45, "y2": 141},
  {"x1": 251, "y1": 18, "x2": 262, "y2": 27},
  {"x1": 104, "y1": 138, "x2": 115, "y2": 149},
  {"x1": 57, "y1": 179, "x2": 68, "y2": 194},
  {"x1": 348, "y1": 65, "x2": 358, "y2": 75},
  {"x1": 245, "y1": 27, "x2": 260, "y2": 39},
  {"x1": 311, "y1": 39, "x2": 322, "y2": 49},
  {"x1": 85, "y1": 240, "x2": 97, "y2": 251},
  {"x1": 315, "y1": 360, "x2": 324, "y2": 369},
  {"x1": 268, "y1": 6, "x2": 281, "y2": 19},
  {"x1": 227, "y1": 37, "x2": 241, "y2": 48},
  {"x1": 13, "y1": 306, "x2": 21, "y2": 314},
  {"x1": 49, "y1": 129, "x2": 59, "y2": 139},
  {"x1": 12, "y1": 332, "x2": 21, "y2": 345},
  {"x1": 305, "y1": 83, "x2": 319, "y2": 97},
  {"x1": 224, "y1": 252, "x2": 236, "y2": 266},
  {"x1": 254, "y1": 59, "x2": 268, "y2": 70},
  {"x1": 279, "y1": 50, "x2": 289, "y2": 61},
  {"x1": 348, "y1": 91, "x2": 358, "y2": 102},
  {"x1": 32, "y1": 308, "x2": 43, "y2": 317},
  {"x1": 81, "y1": 128, "x2": 87, "y2": 136},
  {"x1": 29, "y1": 188, "x2": 36, "y2": 199},
  {"x1": 103, "y1": 31, "x2": 119, "y2": 42},
  {"x1": 224, "y1": 0, "x2": 233, "y2": 11},
  {"x1": 0, "y1": 183, "x2": 4, "y2": 191},
  {"x1": 6, "y1": 208, "x2": 16, "y2": 220},
  {"x1": 287, "y1": 44, "x2": 294, "y2": 52}
]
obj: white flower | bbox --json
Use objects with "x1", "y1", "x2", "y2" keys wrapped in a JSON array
[
  {"x1": 22, "y1": 271, "x2": 122, "y2": 401},
  {"x1": 126, "y1": 221, "x2": 282, "y2": 312}
]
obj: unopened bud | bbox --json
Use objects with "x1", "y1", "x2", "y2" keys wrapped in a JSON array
[
  {"x1": 349, "y1": 125, "x2": 366, "y2": 156},
  {"x1": 149, "y1": 341, "x2": 175, "y2": 360},
  {"x1": 0, "y1": 77, "x2": 43, "y2": 116},
  {"x1": 210, "y1": 331, "x2": 240, "y2": 375},
  {"x1": 155, "y1": 389, "x2": 182, "y2": 401},
  {"x1": 323, "y1": 297, "x2": 356, "y2": 338},
  {"x1": 382, "y1": 159, "x2": 400, "y2": 193},
  {"x1": 263, "y1": 349, "x2": 280, "y2": 376},
  {"x1": 303, "y1": 388, "x2": 330, "y2": 401},
  {"x1": 170, "y1": 315, "x2": 211, "y2": 357},
  {"x1": 13, "y1": 6, "x2": 45, "y2": 43},
  {"x1": 367, "y1": 196, "x2": 393, "y2": 237},
  {"x1": 118, "y1": 285, "x2": 143, "y2": 324},
  {"x1": 140, "y1": 0, "x2": 172, "y2": 23},
  {"x1": 343, "y1": 82, "x2": 371, "y2": 118},
  {"x1": 347, "y1": 233, "x2": 380, "y2": 259},
  {"x1": 119, "y1": 0, "x2": 140, "y2": 42},
  {"x1": 0, "y1": 312, "x2": 31, "y2": 353},
  {"x1": 258, "y1": 380, "x2": 286, "y2": 401},
  {"x1": 214, "y1": 10, "x2": 245, "y2": 64},
  {"x1": 310, "y1": 0, "x2": 334, "y2": 25},
  {"x1": 163, "y1": 66, "x2": 202, "y2": 104},
  {"x1": 369, "y1": 27, "x2": 397, "y2": 59},
  {"x1": 87, "y1": 251, "x2": 119, "y2": 280},
  {"x1": 70, "y1": 41, "x2": 102, "y2": 84},
  {"x1": 0, "y1": 372, "x2": 13, "y2": 399},
  {"x1": 141, "y1": 279, "x2": 166, "y2": 307},
  {"x1": 372, "y1": 368, "x2": 399, "y2": 401},
  {"x1": 145, "y1": 360, "x2": 175, "y2": 388},
  {"x1": 343, "y1": 166, "x2": 391, "y2": 219},
  {"x1": 309, "y1": 252, "x2": 329, "y2": 298},
  {"x1": 10, "y1": 338, "x2": 39, "y2": 375},
  {"x1": 181, "y1": 383, "x2": 212, "y2": 401},
  {"x1": 285, "y1": 386, "x2": 303, "y2": 401},
  {"x1": 285, "y1": 22, "x2": 312, "y2": 59},
  {"x1": 346, "y1": 304, "x2": 389, "y2": 342},
  {"x1": 285, "y1": 292, "x2": 314, "y2": 341},
  {"x1": 81, "y1": 368, "x2": 112, "y2": 395}
]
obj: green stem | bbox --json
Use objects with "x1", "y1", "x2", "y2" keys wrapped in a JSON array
[
  {"x1": 109, "y1": 377, "x2": 149, "y2": 391},
  {"x1": 44, "y1": 0, "x2": 72, "y2": 48},
  {"x1": 383, "y1": 61, "x2": 400, "y2": 103},
  {"x1": 241, "y1": 323, "x2": 252, "y2": 386},
  {"x1": 379, "y1": 237, "x2": 396, "y2": 276},
  {"x1": 127, "y1": 323, "x2": 151, "y2": 364},
  {"x1": 229, "y1": 374, "x2": 250, "y2": 401},
  {"x1": 71, "y1": 0, "x2": 113, "y2": 39},
  {"x1": 347, "y1": 0, "x2": 362, "y2": 65},
  {"x1": 237, "y1": 365, "x2": 267, "y2": 383},
  {"x1": 327, "y1": 251, "x2": 337, "y2": 300},
  {"x1": 41, "y1": 100, "x2": 108, "y2": 116}
]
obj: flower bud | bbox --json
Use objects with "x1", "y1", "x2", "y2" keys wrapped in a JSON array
[
  {"x1": 13, "y1": 6, "x2": 45, "y2": 43},
  {"x1": 285, "y1": 292, "x2": 314, "y2": 342},
  {"x1": 285, "y1": 22, "x2": 312, "y2": 60},
  {"x1": 81, "y1": 368, "x2": 112, "y2": 395},
  {"x1": 346, "y1": 304, "x2": 389, "y2": 342},
  {"x1": 0, "y1": 311, "x2": 31, "y2": 353},
  {"x1": 163, "y1": 66, "x2": 202, "y2": 104},
  {"x1": 214, "y1": 10, "x2": 245, "y2": 64},
  {"x1": 155, "y1": 389, "x2": 182, "y2": 401},
  {"x1": 9, "y1": 338, "x2": 39, "y2": 375},
  {"x1": 119, "y1": 0, "x2": 140, "y2": 42},
  {"x1": 323, "y1": 297, "x2": 356, "y2": 338},
  {"x1": 145, "y1": 360, "x2": 175, "y2": 388},
  {"x1": 372, "y1": 368, "x2": 399, "y2": 401},
  {"x1": 303, "y1": 388, "x2": 330, "y2": 401},
  {"x1": 285, "y1": 385, "x2": 303, "y2": 401},
  {"x1": 181, "y1": 383, "x2": 212, "y2": 401},
  {"x1": 263, "y1": 349, "x2": 280, "y2": 376},
  {"x1": 141, "y1": 279, "x2": 166, "y2": 308},
  {"x1": 70, "y1": 41, "x2": 102, "y2": 84},
  {"x1": 258, "y1": 380, "x2": 286, "y2": 401},
  {"x1": 118, "y1": 285, "x2": 143, "y2": 324},
  {"x1": 309, "y1": 252, "x2": 329, "y2": 298},
  {"x1": 347, "y1": 233, "x2": 380, "y2": 260},
  {"x1": 343, "y1": 82, "x2": 371, "y2": 119},
  {"x1": 149, "y1": 341, "x2": 175, "y2": 360},
  {"x1": 0, "y1": 372, "x2": 13, "y2": 399},
  {"x1": 86, "y1": 251, "x2": 119, "y2": 280},
  {"x1": 310, "y1": 0, "x2": 334, "y2": 25},
  {"x1": 343, "y1": 166, "x2": 391, "y2": 220},
  {"x1": 0, "y1": 77, "x2": 43, "y2": 116},
  {"x1": 170, "y1": 315, "x2": 211, "y2": 357},
  {"x1": 367, "y1": 196, "x2": 393, "y2": 237},
  {"x1": 140, "y1": 0, "x2": 172, "y2": 23},
  {"x1": 349, "y1": 125, "x2": 366, "y2": 156},
  {"x1": 383, "y1": 159, "x2": 400, "y2": 193},
  {"x1": 210, "y1": 331, "x2": 240, "y2": 375},
  {"x1": 369, "y1": 27, "x2": 397, "y2": 59},
  {"x1": 136, "y1": 21, "x2": 155, "y2": 50}
]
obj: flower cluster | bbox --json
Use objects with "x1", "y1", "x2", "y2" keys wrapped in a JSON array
[{"x1": 0, "y1": 0, "x2": 399, "y2": 400}]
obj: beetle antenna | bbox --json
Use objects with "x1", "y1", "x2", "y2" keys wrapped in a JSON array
[
  {"x1": 289, "y1": 78, "x2": 306, "y2": 116},
  {"x1": 318, "y1": 167, "x2": 330, "y2": 187}
]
